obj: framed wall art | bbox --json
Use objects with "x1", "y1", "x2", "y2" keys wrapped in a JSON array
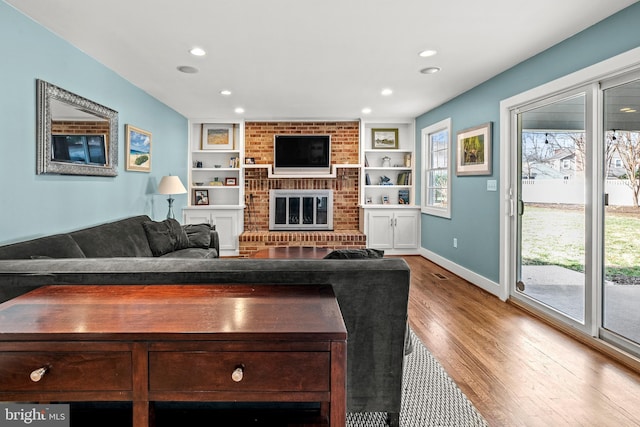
[
  {"x1": 224, "y1": 177, "x2": 237, "y2": 186},
  {"x1": 456, "y1": 122, "x2": 492, "y2": 176},
  {"x1": 371, "y1": 128, "x2": 399, "y2": 149},
  {"x1": 125, "y1": 124, "x2": 151, "y2": 172},
  {"x1": 201, "y1": 124, "x2": 233, "y2": 150}
]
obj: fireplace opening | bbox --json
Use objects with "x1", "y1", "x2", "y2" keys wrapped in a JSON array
[{"x1": 269, "y1": 189, "x2": 333, "y2": 231}]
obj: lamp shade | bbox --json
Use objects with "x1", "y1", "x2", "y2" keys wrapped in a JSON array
[{"x1": 157, "y1": 175, "x2": 187, "y2": 195}]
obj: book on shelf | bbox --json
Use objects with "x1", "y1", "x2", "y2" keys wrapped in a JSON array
[
  {"x1": 229, "y1": 157, "x2": 240, "y2": 168},
  {"x1": 398, "y1": 189, "x2": 410, "y2": 204},
  {"x1": 396, "y1": 172, "x2": 411, "y2": 185},
  {"x1": 365, "y1": 173, "x2": 371, "y2": 185}
]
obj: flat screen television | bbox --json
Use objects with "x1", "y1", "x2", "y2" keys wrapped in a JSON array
[
  {"x1": 51, "y1": 134, "x2": 107, "y2": 166},
  {"x1": 273, "y1": 134, "x2": 331, "y2": 175}
]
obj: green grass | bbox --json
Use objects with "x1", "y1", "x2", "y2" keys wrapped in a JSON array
[{"x1": 522, "y1": 205, "x2": 640, "y2": 277}]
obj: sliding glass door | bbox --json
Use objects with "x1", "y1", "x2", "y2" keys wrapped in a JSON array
[
  {"x1": 509, "y1": 69, "x2": 640, "y2": 357},
  {"x1": 515, "y1": 91, "x2": 589, "y2": 325},
  {"x1": 601, "y1": 75, "x2": 640, "y2": 352}
]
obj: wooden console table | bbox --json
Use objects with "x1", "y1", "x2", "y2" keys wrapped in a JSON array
[{"x1": 0, "y1": 284, "x2": 347, "y2": 426}]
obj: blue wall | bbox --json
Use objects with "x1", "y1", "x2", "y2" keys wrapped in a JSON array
[
  {"x1": 416, "y1": 3, "x2": 640, "y2": 283},
  {"x1": 0, "y1": 1, "x2": 188, "y2": 244}
]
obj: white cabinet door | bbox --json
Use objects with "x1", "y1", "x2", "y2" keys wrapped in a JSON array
[
  {"x1": 210, "y1": 211, "x2": 238, "y2": 251},
  {"x1": 393, "y1": 210, "x2": 419, "y2": 249},
  {"x1": 367, "y1": 211, "x2": 394, "y2": 249},
  {"x1": 183, "y1": 208, "x2": 241, "y2": 253},
  {"x1": 183, "y1": 210, "x2": 213, "y2": 226},
  {"x1": 363, "y1": 208, "x2": 420, "y2": 252}
]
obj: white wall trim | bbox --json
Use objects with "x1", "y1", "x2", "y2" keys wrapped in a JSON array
[{"x1": 419, "y1": 248, "x2": 504, "y2": 300}]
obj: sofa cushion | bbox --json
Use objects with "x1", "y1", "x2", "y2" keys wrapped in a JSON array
[
  {"x1": 160, "y1": 248, "x2": 218, "y2": 259},
  {"x1": 142, "y1": 219, "x2": 189, "y2": 257},
  {"x1": 182, "y1": 223, "x2": 212, "y2": 249},
  {"x1": 69, "y1": 215, "x2": 154, "y2": 257},
  {"x1": 323, "y1": 248, "x2": 384, "y2": 259},
  {"x1": 0, "y1": 234, "x2": 86, "y2": 260}
]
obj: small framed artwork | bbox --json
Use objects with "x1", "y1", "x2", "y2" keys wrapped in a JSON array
[
  {"x1": 456, "y1": 122, "x2": 492, "y2": 176},
  {"x1": 372, "y1": 128, "x2": 399, "y2": 149},
  {"x1": 194, "y1": 189, "x2": 209, "y2": 205},
  {"x1": 245, "y1": 157, "x2": 256, "y2": 164},
  {"x1": 125, "y1": 124, "x2": 151, "y2": 172},
  {"x1": 201, "y1": 124, "x2": 233, "y2": 150},
  {"x1": 224, "y1": 177, "x2": 237, "y2": 186}
]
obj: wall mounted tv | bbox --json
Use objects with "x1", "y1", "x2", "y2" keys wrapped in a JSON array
[
  {"x1": 273, "y1": 134, "x2": 331, "y2": 175},
  {"x1": 51, "y1": 134, "x2": 107, "y2": 166}
]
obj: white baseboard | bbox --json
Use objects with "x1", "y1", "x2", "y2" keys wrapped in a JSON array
[{"x1": 419, "y1": 248, "x2": 505, "y2": 301}]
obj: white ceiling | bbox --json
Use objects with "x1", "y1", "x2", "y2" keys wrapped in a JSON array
[{"x1": 7, "y1": 0, "x2": 638, "y2": 121}]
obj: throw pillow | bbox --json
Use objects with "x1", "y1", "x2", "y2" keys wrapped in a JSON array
[
  {"x1": 323, "y1": 248, "x2": 384, "y2": 259},
  {"x1": 142, "y1": 219, "x2": 189, "y2": 256},
  {"x1": 183, "y1": 223, "x2": 212, "y2": 249}
]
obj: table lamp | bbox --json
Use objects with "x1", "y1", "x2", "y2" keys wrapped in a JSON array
[{"x1": 157, "y1": 175, "x2": 187, "y2": 219}]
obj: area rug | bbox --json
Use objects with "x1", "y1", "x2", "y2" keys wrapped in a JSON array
[{"x1": 347, "y1": 330, "x2": 488, "y2": 427}]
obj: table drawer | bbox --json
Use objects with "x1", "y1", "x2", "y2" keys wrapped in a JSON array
[
  {"x1": 149, "y1": 351, "x2": 330, "y2": 392},
  {"x1": 0, "y1": 352, "x2": 132, "y2": 392}
]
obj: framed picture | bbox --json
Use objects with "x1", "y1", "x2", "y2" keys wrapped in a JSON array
[
  {"x1": 456, "y1": 122, "x2": 492, "y2": 176},
  {"x1": 194, "y1": 189, "x2": 209, "y2": 205},
  {"x1": 201, "y1": 124, "x2": 233, "y2": 150},
  {"x1": 125, "y1": 124, "x2": 151, "y2": 172},
  {"x1": 224, "y1": 177, "x2": 237, "y2": 186},
  {"x1": 372, "y1": 128, "x2": 399, "y2": 149}
]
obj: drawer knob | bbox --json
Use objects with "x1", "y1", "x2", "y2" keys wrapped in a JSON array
[
  {"x1": 30, "y1": 367, "x2": 48, "y2": 382},
  {"x1": 231, "y1": 366, "x2": 244, "y2": 382}
]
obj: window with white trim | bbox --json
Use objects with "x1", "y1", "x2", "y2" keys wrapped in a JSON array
[{"x1": 421, "y1": 118, "x2": 451, "y2": 218}]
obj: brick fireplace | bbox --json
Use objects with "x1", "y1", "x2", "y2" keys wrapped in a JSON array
[{"x1": 240, "y1": 121, "x2": 365, "y2": 256}]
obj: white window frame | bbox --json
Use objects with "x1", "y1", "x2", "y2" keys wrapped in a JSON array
[{"x1": 421, "y1": 118, "x2": 452, "y2": 218}]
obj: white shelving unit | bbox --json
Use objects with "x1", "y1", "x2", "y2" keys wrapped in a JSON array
[
  {"x1": 183, "y1": 120, "x2": 244, "y2": 256},
  {"x1": 360, "y1": 119, "x2": 420, "y2": 254},
  {"x1": 361, "y1": 121, "x2": 415, "y2": 206}
]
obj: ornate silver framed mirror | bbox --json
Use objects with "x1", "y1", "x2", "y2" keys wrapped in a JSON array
[{"x1": 36, "y1": 79, "x2": 118, "y2": 176}]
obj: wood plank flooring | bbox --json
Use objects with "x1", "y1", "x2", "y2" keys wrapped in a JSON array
[{"x1": 402, "y1": 255, "x2": 640, "y2": 427}]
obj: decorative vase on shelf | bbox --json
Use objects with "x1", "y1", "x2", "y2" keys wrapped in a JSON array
[{"x1": 382, "y1": 156, "x2": 391, "y2": 168}]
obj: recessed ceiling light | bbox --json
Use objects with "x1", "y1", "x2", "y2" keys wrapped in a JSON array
[
  {"x1": 220, "y1": 90, "x2": 232, "y2": 96},
  {"x1": 420, "y1": 66, "x2": 441, "y2": 74},
  {"x1": 177, "y1": 65, "x2": 198, "y2": 74},
  {"x1": 381, "y1": 88, "x2": 393, "y2": 96},
  {"x1": 361, "y1": 107, "x2": 372, "y2": 114},
  {"x1": 189, "y1": 47, "x2": 206, "y2": 56},
  {"x1": 419, "y1": 49, "x2": 438, "y2": 58},
  {"x1": 234, "y1": 107, "x2": 245, "y2": 114}
]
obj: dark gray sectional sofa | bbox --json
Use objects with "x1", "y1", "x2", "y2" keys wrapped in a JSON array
[
  {"x1": 0, "y1": 215, "x2": 219, "y2": 260},
  {"x1": 0, "y1": 216, "x2": 411, "y2": 424}
]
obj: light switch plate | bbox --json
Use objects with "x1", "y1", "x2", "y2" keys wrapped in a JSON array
[{"x1": 487, "y1": 179, "x2": 497, "y2": 192}]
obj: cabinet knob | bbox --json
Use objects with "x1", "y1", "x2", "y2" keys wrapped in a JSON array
[
  {"x1": 30, "y1": 367, "x2": 48, "y2": 382},
  {"x1": 231, "y1": 366, "x2": 244, "y2": 382}
]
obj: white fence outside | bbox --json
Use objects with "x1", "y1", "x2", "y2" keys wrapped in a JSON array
[{"x1": 522, "y1": 179, "x2": 636, "y2": 206}]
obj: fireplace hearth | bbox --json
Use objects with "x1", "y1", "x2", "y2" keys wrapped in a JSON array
[{"x1": 269, "y1": 189, "x2": 333, "y2": 231}]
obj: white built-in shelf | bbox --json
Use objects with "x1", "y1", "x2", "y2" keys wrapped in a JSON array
[{"x1": 243, "y1": 164, "x2": 360, "y2": 179}]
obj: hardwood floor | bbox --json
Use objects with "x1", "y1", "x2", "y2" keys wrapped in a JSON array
[{"x1": 402, "y1": 255, "x2": 640, "y2": 427}]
